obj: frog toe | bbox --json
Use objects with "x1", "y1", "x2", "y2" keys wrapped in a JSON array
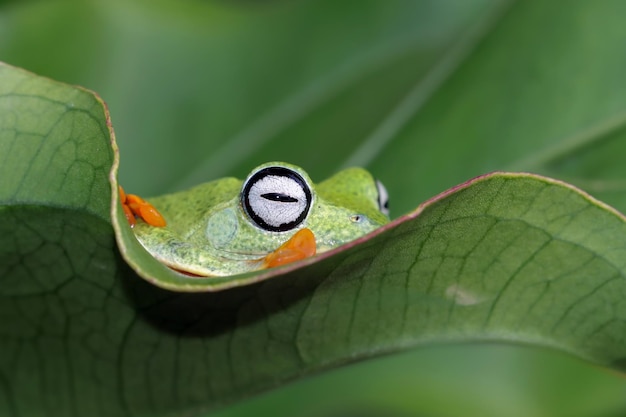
[
  {"x1": 119, "y1": 185, "x2": 166, "y2": 227},
  {"x1": 262, "y1": 228, "x2": 316, "y2": 269}
]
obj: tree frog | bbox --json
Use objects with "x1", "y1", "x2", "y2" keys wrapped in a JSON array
[{"x1": 122, "y1": 162, "x2": 390, "y2": 277}]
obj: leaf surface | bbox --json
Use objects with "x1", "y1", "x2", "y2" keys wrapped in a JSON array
[
  {"x1": 3, "y1": 0, "x2": 626, "y2": 415},
  {"x1": 3, "y1": 63, "x2": 626, "y2": 417}
]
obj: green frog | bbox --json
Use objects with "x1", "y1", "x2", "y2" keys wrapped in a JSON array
[{"x1": 122, "y1": 162, "x2": 389, "y2": 276}]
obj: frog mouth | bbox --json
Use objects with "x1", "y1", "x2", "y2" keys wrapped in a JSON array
[
  {"x1": 169, "y1": 267, "x2": 204, "y2": 277},
  {"x1": 165, "y1": 256, "x2": 266, "y2": 278},
  {"x1": 165, "y1": 228, "x2": 317, "y2": 277}
]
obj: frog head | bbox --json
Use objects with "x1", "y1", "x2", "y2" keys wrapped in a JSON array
[{"x1": 131, "y1": 162, "x2": 390, "y2": 276}]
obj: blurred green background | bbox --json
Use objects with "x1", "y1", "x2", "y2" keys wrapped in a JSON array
[{"x1": 2, "y1": 0, "x2": 626, "y2": 416}]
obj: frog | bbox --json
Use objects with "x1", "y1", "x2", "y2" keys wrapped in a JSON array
[{"x1": 121, "y1": 161, "x2": 390, "y2": 277}]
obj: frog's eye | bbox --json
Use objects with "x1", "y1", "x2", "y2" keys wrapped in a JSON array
[
  {"x1": 376, "y1": 180, "x2": 390, "y2": 216},
  {"x1": 242, "y1": 166, "x2": 312, "y2": 232}
]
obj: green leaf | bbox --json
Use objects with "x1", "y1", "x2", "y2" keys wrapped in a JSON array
[
  {"x1": 0, "y1": 64, "x2": 113, "y2": 219},
  {"x1": 3, "y1": 57, "x2": 626, "y2": 415},
  {"x1": 3, "y1": 0, "x2": 626, "y2": 416},
  {"x1": 0, "y1": 62, "x2": 116, "y2": 292},
  {"x1": 114, "y1": 169, "x2": 626, "y2": 412}
]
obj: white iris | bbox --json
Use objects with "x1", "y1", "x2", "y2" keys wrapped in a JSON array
[{"x1": 247, "y1": 175, "x2": 307, "y2": 228}]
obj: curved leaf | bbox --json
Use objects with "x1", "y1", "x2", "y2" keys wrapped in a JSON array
[
  {"x1": 0, "y1": 63, "x2": 113, "y2": 219},
  {"x1": 2, "y1": 56, "x2": 626, "y2": 417},
  {"x1": 3, "y1": 0, "x2": 626, "y2": 415},
  {"x1": 0, "y1": 62, "x2": 116, "y2": 292},
  {"x1": 115, "y1": 170, "x2": 626, "y2": 414}
]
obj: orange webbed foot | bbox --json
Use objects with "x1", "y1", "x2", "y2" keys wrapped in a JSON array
[
  {"x1": 262, "y1": 228, "x2": 316, "y2": 269},
  {"x1": 119, "y1": 186, "x2": 166, "y2": 228}
]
